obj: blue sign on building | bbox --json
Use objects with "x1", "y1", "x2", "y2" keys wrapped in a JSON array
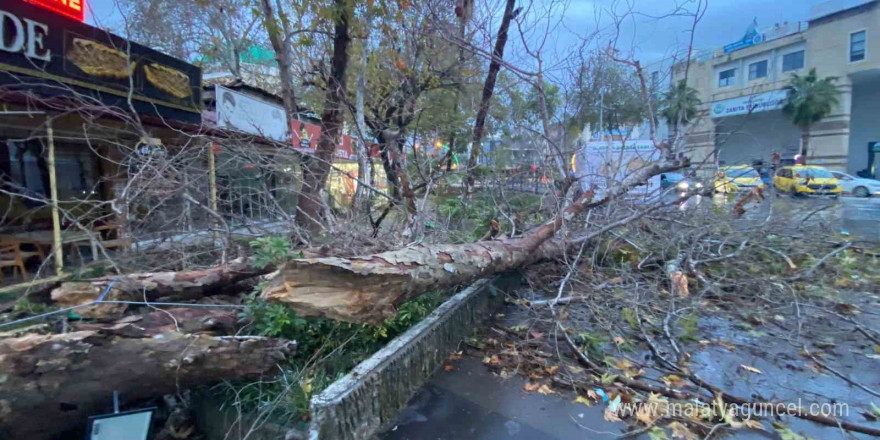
[{"x1": 724, "y1": 18, "x2": 765, "y2": 54}]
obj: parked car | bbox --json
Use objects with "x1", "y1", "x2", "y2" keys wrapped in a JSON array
[
  {"x1": 830, "y1": 171, "x2": 880, "y2": 197},
  {"x1": 773, "y1": 165, "x2": 842, "y2": 197},
  {"x1": 713, "y1": 165, "x2": 765, "y2": 194}
]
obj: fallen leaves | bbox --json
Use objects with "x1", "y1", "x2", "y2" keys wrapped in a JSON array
[
  {"x1": 482, "y1": 355, "x2": 502, "y2": 366},
  {"x1": 522, "y1": 382, "x2": 554, "y2": 395},
  {"x1": 604, "y1": 409, "x2": 622, "y2": 422},
  {"x1": 660, "y1": 375, "x2": 685, "y2": 388},
  {"x1": 669, "y1": 271, "x2": 689, "y2": 298},
  {"x1": 668, "y1": 421, "x2": 697, "y2": 439},
  {"x1": 536, "y1": 384, "x2": 554, "y2": 395},
  {"x1": 573, "y1": 395, "x2": 592, "y2": 407},
  {"x1": 835, "y1": 303, "x2": 860, "y2": 315},
  {"x1": 636, "y1": 403, "x2": 661, "y2": 427},
  {"x1": 522, "y1": 382, "x2": 540, "y2": 392}
]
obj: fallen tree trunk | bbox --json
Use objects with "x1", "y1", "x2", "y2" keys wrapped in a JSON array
[
  {"x1": 263, "y1": 159, "x2": 688, "y2": 324},
  {"x1": 0, "y1": 330, "x2": 294, "y2": 439},
  {"x1": 50, "y1": 261, "x2": 271, "y2": 317},
  {"x1": 72, "y1": 307, "x2": 240, "y2": 337}
]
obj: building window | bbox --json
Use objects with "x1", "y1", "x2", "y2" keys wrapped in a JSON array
[
  {"x1": 782, "y1": 50, "x2": 804, "y2": 72},
  {"x1": 3, "y1": 140, "x2": 97, "y2": 204},
  {"x1": 850, "y1": 30, "x2": 866, "y2": 62},
  {"x1": 748, "y1": 60, "x2": 767, "y2": 80},
  {"x1": 718, "y1": 68, "x2": 736, "y2": 87}
]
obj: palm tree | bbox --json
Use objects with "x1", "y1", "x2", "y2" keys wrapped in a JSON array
[
  {"x1": 782, "y1": 68, "x2": 840, "y2": 159},
  {"x1": 660, "y1": 80, "x2": 701, "y2": 139}
]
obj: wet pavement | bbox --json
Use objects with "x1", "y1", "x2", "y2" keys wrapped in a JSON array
[
  {"x1": 840, "y1": 197, "x2": 880, "y2": 240},
  {"x1": 379, "y1": 355, "x2": 629, "y2": 440},
  {"x1": 716, "y1": 193, "x2": 880, "y2": 241}
]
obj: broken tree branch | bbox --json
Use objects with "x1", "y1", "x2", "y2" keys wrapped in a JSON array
[{"x1": 50, "y1": 261, "x2": 272, "y2": 317}]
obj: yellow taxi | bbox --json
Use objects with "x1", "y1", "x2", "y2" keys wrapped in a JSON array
[
  {"x1": 713, "y1": 165, "x2": 765, "y2": 193},
  {"x1": 773, "y1": 165, "x2": 842, "y2": 197}
]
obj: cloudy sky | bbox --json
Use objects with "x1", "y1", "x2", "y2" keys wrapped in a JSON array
[{"x1": 85, "y1": 0, "x2": 821, "y2": 63}]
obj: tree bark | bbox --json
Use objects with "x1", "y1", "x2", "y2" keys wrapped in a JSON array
[
  {"x1": 260, "y1": 0, "x2": 297, "y2": 130},
  {"x1": 800, "y1": 125, "x2": 810, "y2": 162},
  {"x1": 352, "y1": 13, "x2": 373, "y2": 216},
  {"x1": 374, "y1": 129, "x2": 418, "y2": 236},
  {"x1": 466, "y1": 0, "x2": 517, "y2": 193},
  {"x1": 0, "y1": 331, "x2": 294, "y2": 439},
  {"x1": 296, "y1": 0, "x2": 353, "y2": 231},
  {"x1": 71, "y1": 307, "x2": 241, "y2": 337},
  {"x1": 263, "y1": 159, "x2": 687, "y2": 324},
  {"x1": 50, "y1": 261, "x2": 270, "y2": 317}
]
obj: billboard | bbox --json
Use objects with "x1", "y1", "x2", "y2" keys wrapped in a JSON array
[
  {"x1": 575, "y1": 140, "x2": 661, "y2": 199},
  {"x1": 216, "y1": 85, "x2": 288, "y2": 141},
  {"x1": 0, "y1": 1, "x2": 201, "y2": 123}
]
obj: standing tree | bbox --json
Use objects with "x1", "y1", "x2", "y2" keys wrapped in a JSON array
[
  {"x1": 466, "y1": 0, "x2": 518, "y2": 194},
  {"x1": 661, "y1": 79, "x2": 701, "y2": 139},
  {"x1": 782, "y1": 68, "x2": 840, "y2": 159}
]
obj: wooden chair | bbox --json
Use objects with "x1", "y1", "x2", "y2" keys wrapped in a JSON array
[
  {"x1": 94, "y1": 223, "x2": 132, "y2": 251},
  {"x1": 74, "y1": 223, "x2": 132, "y2": 261},
  {"x1": 0, "y1": 242, "x2": 34, "y2": 281}
]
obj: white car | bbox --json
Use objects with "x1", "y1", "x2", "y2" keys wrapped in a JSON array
[{"x1": 830, "y1": 171, "x2": 880, "y2": 197}]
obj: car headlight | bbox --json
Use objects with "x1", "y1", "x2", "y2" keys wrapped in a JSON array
[
  {"x1": 695, "y1": 182, "x2": 704, "y2": 189},
  {"x1": 677, "y1": 181, "x2": 689, "y2": 190}
]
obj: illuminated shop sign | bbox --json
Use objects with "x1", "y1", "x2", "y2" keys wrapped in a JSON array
[{"x1": 26, "y1": 0, "x2": 85, "y2": 22}]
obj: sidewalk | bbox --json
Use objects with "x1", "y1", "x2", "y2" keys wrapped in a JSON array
[{"x1": 378, "y1": 355, "x2": 627, "y2": 440}]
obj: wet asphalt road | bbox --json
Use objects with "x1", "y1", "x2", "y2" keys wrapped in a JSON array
[
  {"x1": 757, "y1": 194, "x2": 880, "y2": 241},
  {"x1": 838, "y1": 197, "x2": 880, "y2": 240}
]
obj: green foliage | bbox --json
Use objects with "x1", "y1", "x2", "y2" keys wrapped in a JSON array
[
  {"x1": 568, "y1": 59, "x2": 646, "y2": 135},
  {"x1": 621, "y1": 307, "x2": 639, "y2": 331},
  {"x1": 783, "y1": 68, "x2": 840, "y2": 129},
  {"x1": 661, "y1": 80, "x2": 701, "y2": 126},
  {"x1": 242, "y1": 288, "x2": 448, "y2": 391},
  {"x1": 577, "y1": 331, "x2": 608, "y2": 358},
  {"x1": 435, "y1": 192, "x2": 542, "y2": 242},
  {"x1": 232, "y1": 287, "x2": 449, "y2": 424},
  {"x1": 12, "y1": 297, "x2": 52, "y2": 317},
  {"x1": 249, "y1": 236, "x2": 296, "y2": 268},
  {"x1": 678, "y1": 313, "x2": 699, "y2": 341}
]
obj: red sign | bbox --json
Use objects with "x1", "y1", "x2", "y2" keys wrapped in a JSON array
[
  {"x1": 25, "y1": 0, "x2": 85, "y2": 22},
  {"x1": 291, "y1": 120, "x2": 360, "y2": 161}
]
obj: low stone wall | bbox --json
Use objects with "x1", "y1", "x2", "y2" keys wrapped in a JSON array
[{"x1": 308, "y1": 275, "x2": 512, "y2": 440}]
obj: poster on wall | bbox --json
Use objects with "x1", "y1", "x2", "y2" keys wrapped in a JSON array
[
  {"x1": 290, "y1": 120, "x2": 358, "y2": 160},
  {"x1": 575, "y1": 140, "x2": 661, "y2": 199},
  {"x1": 215, "y1": 85, "x2": 288, "y2": 141}
]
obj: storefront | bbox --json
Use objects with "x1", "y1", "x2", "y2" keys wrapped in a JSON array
[
  {"x1": 0, "y1": 0, "x2": 202, "y2": 276},
  {"x1": 710, "y1": 90, "x2": 801, "y2": 166}
]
